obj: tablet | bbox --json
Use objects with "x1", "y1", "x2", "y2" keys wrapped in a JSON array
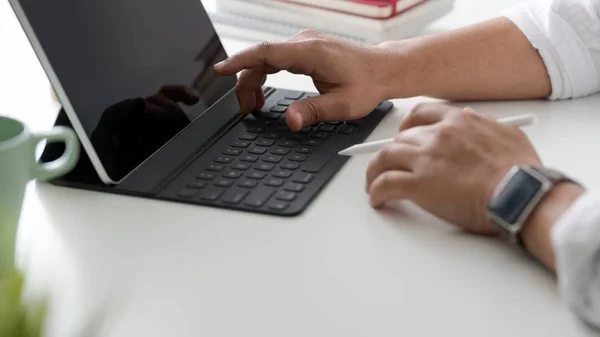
[{"x1": 9, "y1": 0, "x2": 238, "y2": 184}]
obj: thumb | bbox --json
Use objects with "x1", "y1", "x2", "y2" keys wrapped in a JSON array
[{"x1": 286, "y1": 93, "x2": 350, "y2": 131}]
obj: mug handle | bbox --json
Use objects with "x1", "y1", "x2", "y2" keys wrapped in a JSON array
[{"x1": 31, "y1": 126, "x2": 80, "y2": 181}]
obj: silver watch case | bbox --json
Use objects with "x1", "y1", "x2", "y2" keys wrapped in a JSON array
[{"x1": 487, "y1": 165, "x2": 554, "y2": 245}]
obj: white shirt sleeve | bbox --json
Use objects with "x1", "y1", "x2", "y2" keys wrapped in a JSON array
[
  {"x1": 503, "y1": 0, "x2": 600, "y2": 100},
  {"x1": 552, "y1": 192, "x2": 600, "y2": 330}
]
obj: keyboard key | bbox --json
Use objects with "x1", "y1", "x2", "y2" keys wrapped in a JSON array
[
  {"x1": 281, "y1": 162, "x2": 300, "y2": 170},
  {"x1": 214, "y1": 178, "x2": 234, "y2": 187},
  {"x1": 262, "y1": 86, "x2": 274, "y2": 95},
  {"x1": 178, "y1": 188, "x2": 198, "y2": 198},
  {"x1": 270, "y1": 105, "x2": 288, "y2": 113},
  {"x1": 306, "y1": 93, "x2": 319, "y2": 98},
  {"x1": 238, "y1": 179, "x2": 258, "y2": 188},
  {"x1": 264, "y1": 132, "x2": 283, "y2": 139},
  {"x1": 256, "y1": 163, "x2": 274, "y2": 171},
  {"x1": 223, "y1": 170, "x2": 242, "y2": 179},
  {"x1": 240, "y1": 134, "x2": 258, "y2": 141},
  {"x1": 277, "y1": 99, "x2": 294, "y2": 106},
  {"x1": 223, "y1": 148, "x2": 242, "y2": 156},
  {"x1": 300, "y1": 127, "x2": 313, "y2": 133},
  {"x1": 198, "y1": 187, "x2": 224, "y2": 201},
  {"x1": 240, "y1": 154, "x2": 259, "y2": 162},
  {"x1": 197, "y1": 172, "x2": 216, "y2": 180},
  {"x1": 261, "y1": 112, "x2": 280, "y2": 119},
  {"x1": 264, "y1": 178, "x2": 285, "y2": 187},
  {"x1": 263, "y1": 154, "x2": 282, "y2": 163},
  {"x1": 301, "y1": 139, "x2": 321, "y2": 146},
  {"x1": 271, "y1": 147, "x2": 290, "y2": 155},
  {"x1": 289, "y1": 154, "x2": 307, "y2": 162},
  {"x1": 267, "y1": 200, "x2": 289, "y2": 211},
  {"x1": 318, "y1": 124, "x2": 337, "y2": 132},
  {"x1": 278, "y1": 140, "x2": 297, "y2": 148},
  {"x1": 246, "y1": 119, "x2": 272, "y2": 128},
  {"x1": 311, "y1": 131, "x2": 329, "y2": 139},
  {"x1": 246, "y1": 127, "x2": 265, "y2": 133},
  {"x1": 284, "y1": 182, "x2": 305, "y2": 192},
  {"x1": 232, "y1": 163, "x2": 251, "y2": 171},
  {"x1": 244, "y1": 186, "x2": 276, "y2": 208},
  {"x1": 231, "y1": 140, "x2": 250, "y2": 148},
  {"x1": 214, "y1": 156, "x2": 234, "y2": 164},
  {"x1": 295, "y1": 147, "x2": 313, "y2": 154},
  {"x1": 292, "y1": 172, "x2": 314, "y2": 184},
  {"x1": 206, "y1": 165, "x2": 224, "y2": 172},
  {"x1": 275, "y1": 191, "x2": 297, "y2": 201},
  {"x1": 248, "y1": 147, "x2": 267, "y2": 155},
  {"x1": 187, "y1": 179, "x2": 208, "y2": 189},
  {"x1": 247, "y1": 171, "x2": 266, "y2": 180},
  {"x1": 269, "y1": 123, "x2": 288, "y2": 132},
  {"x1": 221, "y1": 188, "x2": 249, "y2": 205},
  {"x1": 338, "y1": 124, "x2": 355, "y2": 134},
  {"x1": 284, "y1": 91, "x2": 304, "y2": 100},
  {"x1": 345, "y1": 119, "x2": 362, "y2": 126},
  {"x1": 285, "y1": 132, "x2": 307, "y2": 140},
  {"x1": 326, "y1": 121, "x2": 342, "y2": 125},
  {"x1": 256, "y1": 139, "x2": 275, "y2": 147},
  {"x1": 272, "y1": 169, "x2": 293, "y2": 178}
]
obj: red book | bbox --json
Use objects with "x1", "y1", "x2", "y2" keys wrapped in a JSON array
[{"x1": 276, "y1": 0, "x2": 428, "y2": 19}]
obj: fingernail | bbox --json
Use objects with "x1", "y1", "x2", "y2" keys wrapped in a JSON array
[
  {"x1": 214, "y1": 61, "x2": 225, "y2": 69},
  {"x1": 289, "y1": 111, "x2": 303, "y2": 131}
]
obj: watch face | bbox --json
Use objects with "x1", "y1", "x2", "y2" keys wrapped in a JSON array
[{"x1": 488, "y1": 168, "x2": 544, "y2": 229}]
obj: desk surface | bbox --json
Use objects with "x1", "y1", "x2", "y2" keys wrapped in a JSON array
[{"x1": 1, "y1": 1, "x2": 598, "y2": 336}]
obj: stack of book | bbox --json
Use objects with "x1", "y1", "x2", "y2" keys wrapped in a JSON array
[{"x1": 204, "y1": 0, "x2": 455, "y2": 44}]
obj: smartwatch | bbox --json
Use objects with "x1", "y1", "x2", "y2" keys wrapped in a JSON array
[{"x1": 487, "y1": 165, "x2": 575, "y2": 245}]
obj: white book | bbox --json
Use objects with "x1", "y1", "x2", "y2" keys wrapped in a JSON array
[{"x1": 208, "y1": 0, "x2": 454, "y2": 43}]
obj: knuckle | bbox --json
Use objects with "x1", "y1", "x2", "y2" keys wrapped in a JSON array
[
  {"x1": 455, "y1": 108, "x2": 479, "y2": 123},
  {"x1": 433, "y1": 123, "x2": 457, "y2": 142},
  {"x1": 302, "y1": 38, "x2": 327, "y2": 51},
  {"x1": 298, "y1": 29, "x2": 321, "y2": 37},
  {"x1": 256, "y1": 41, "x2": 273, "y2": 53},
  {"x1": 373, "y1": 171, "x2": 393, "y2": 190},
  {"x1": 411, "y1": 102, "x2": 428, "y2": 115}
]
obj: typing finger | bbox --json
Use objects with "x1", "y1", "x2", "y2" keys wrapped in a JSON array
[
  {"x1": 214, "y1": 41, "x2": 315, "y2": 76},
  {"x1": 237, "y1": 68, "x2": 268, "y2": 114}
]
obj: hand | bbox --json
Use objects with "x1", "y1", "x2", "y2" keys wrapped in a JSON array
[
  {"x1": 365, "y1": 103, "x2": 542, "y2": 234},
  {"x1": 145, "y1": 84, "x2": 200, "y2": 117},
  {"x1": 214, "y1": 30, "x2": 391, "y2": 131}
]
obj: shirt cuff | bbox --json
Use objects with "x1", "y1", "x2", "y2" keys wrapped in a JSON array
[
  {"x1": 503, "y1": 4, "x2": 599, "y2": 100},
  {"x1": 551, "y1": 192, "x2": 600, "y2": 328}
]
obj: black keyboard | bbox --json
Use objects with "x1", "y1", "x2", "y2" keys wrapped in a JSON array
[{"x1": 159, "y1": 88, "x2": 393, "y2": 216}]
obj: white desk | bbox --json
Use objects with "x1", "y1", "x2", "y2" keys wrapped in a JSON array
[{"x1": 2, "y1": 1, "x2": 599, "y2": 336}]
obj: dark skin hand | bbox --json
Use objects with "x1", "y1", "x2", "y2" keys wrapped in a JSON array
[{"x1": 215, "y1": 30, "x2": 389, "y2": 131}]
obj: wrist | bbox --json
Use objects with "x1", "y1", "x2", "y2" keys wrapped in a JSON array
[
  {"x1": 521, "y1": 183, "x2": 584, "y2": 271},
  {"x1": 376, "y1": 40, "x2": 423, "y2": 100}
]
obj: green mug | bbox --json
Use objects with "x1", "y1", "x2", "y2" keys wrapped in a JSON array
[{"x1": 0, "y1": 115, "x2": 79, "y2": 275}]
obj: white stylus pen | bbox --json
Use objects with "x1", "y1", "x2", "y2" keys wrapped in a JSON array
[{"x1": 338, "y1": 113, "x2": 537, "y2": 157}]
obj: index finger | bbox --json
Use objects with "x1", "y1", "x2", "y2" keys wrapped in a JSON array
[
  {"x1": 214, "y1": 41, "x2": 315, "y2": 76},
  {"x1": 399, "y1": 103, "x2": 462, "y2": 131}
]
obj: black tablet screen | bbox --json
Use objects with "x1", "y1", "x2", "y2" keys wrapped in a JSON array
[{"x1": 17, "y1": 0, "x2": 237, "y2": 181}]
